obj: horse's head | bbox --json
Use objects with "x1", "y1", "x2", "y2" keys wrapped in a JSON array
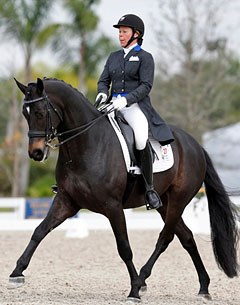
[{"x1": 15, "y1": 78, "x2": 61, "y2": 162}]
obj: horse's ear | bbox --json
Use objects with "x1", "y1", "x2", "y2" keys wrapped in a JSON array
[
  {"x1": 14, "y1": 78, "x2": 27, "y2": 94},
  {"x1": 36, "y1": 78, "x2": 44, "y2": 95}
]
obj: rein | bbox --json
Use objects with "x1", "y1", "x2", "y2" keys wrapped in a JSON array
[
  {"x1": 24, "y1": 94, "x2": 114, "y2": 149},
  {"x1": 54, "y1": 108, "x2": 112, "y2": 148}
]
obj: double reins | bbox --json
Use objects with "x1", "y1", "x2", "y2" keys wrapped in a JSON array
[{"x1": 24, "y1": 94, "x2": 114, "y2": 149}]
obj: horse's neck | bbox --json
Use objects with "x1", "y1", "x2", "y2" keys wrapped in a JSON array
[
  {"x1": 57, "y1": 93, "x2": 99, "y2": 131},
  {"x1": 45, "y1": 80, "x2": 97, "y2": 128},
  {"x1": 55, "y1": 89, "x2": 108, "y2": 154},
  {"x1": 57, "y1": 108, "x2": 112, "y2": 164}
]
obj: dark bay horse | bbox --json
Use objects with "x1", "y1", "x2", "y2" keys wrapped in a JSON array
[{"x1": 10, "y1": 77, "x2": 239, "y2": 302}]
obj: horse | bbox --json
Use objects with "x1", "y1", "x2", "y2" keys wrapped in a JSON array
[{"x1": 9, "y1": 77, "x2": 239, "y2": 303}]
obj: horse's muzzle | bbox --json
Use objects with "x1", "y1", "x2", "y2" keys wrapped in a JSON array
[{"x1": 28, "y1": 139, "x2": 49, "y2": 161}]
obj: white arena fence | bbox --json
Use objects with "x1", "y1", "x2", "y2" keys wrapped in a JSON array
[{"x1": 0, "y1": 196, "x2": 239, "y2": 237}]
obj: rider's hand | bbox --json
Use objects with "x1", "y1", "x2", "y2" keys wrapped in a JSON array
[
  {"x1": 112, "y1": 97, "x2": 127, "y2": 110},
  {"x1": 95, "y1": 93, "x2": 107, "y2": 105}
]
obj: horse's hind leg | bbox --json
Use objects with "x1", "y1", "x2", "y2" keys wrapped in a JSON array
[
  {"x1": 9, "y1": 195, "x2": 79, "y2": 288},
  {"x1": 174, "y1": 218, "x2": 211, "y2": 299},
  {"x1": 138, "y1": 203, "x2": 184, "y2": 290}
]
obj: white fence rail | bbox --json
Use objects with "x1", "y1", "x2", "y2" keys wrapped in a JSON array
[
  {"x1": 0, "y1": 197, "x2": 239, "y2": 235},
  {"x1": 0, "y1": 198, "x2": 25, "y2": 220}
]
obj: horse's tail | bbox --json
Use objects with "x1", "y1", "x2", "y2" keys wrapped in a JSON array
[{"x1": 203, "y1": 148, "x2": 239, "y2": 277}]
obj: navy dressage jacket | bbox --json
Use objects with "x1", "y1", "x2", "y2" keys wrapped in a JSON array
[{"x1": 97, "y1": 45, "x2": 174, "y2": 145}]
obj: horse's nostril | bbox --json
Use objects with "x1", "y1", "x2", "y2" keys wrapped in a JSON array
[
  {"x1": 28, "y1": 139, "x2": 47, "y2": 161},
  {"x1": 32, "y1": 149, "x2": 44, "y2": 161}
]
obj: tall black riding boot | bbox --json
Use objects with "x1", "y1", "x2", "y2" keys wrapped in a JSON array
[{"x1": 138, "y1": 142, "x2": 162, "y2": 210}]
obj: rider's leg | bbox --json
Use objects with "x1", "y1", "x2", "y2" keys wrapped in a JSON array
[
  {"x1": 138, "y1": 141, "x2": 162, "y2": 209},
  {"x1": 120, "y1": 104, "x2": 161, "y2": 209}
]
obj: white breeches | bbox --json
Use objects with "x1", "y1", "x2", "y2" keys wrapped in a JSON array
[{"x1": 119, "y1": 103, "x2": 148, "y2": 150}]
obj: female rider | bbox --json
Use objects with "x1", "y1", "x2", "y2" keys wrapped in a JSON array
[{"x1": 96, "y1": 14, "x2": 174, "y2": 210}]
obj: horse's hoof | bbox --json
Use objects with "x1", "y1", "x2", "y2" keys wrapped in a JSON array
[
  {"x1": 126, "y1": 297, "x2": 141, "y2": 304},
  {"x1": 7, "y1": 276, "x2": 25, "y2": 289},
  {"x1": 197, "y1": 293, "x2": 212, "y2": 302}
]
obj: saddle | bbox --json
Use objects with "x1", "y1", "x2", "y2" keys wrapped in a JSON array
[
  {"x1": 107, "y1": 109, "x2": 174, "y2": 175},
  {"x1": 115, "y1": 112, "x2": 138, "y2": 166}
]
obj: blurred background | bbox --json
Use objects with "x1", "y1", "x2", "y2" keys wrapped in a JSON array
[{"x1": 0, "y1": 0, "x2": 240, "y2": 201}]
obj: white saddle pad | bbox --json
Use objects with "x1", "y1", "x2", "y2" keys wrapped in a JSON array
[{"x1": 108, "y1": 111, "x2": 174, "y2": 175}]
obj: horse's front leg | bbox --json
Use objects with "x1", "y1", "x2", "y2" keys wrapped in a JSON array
[
  {"x1": 107, "y1": 205, "x2": 141, "y2": 303},
  {"x1": 9, "y1": 194, "x2": 79, "y2": 288}
]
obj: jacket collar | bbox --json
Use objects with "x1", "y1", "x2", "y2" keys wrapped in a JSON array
[
  {"x1": 123, "y1": 43, "x2": 139, "y2": 56},
  {"x1": 117, "y1": 44, "x2": 142, "y2": 69},
  {"x1": 124, "y1": 44, "x2": 141, "y2": 61}
]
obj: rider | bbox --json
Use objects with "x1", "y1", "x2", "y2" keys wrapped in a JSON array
[{"x1": 96, "y1": 14, "x2": 174, "y2": 209}]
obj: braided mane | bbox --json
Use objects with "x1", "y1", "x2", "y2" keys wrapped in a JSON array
[
  {"x1": 42, "y1": 77, "x2": 81, "y2": 95},
  {"x1": 42, "y1": 77, "x2": 95, "y2": 107}
]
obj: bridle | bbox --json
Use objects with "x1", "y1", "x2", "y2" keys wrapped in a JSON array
[
  {"x1": 23, "y1": 93, "x2": 62, "y2": 147},
  {"x1": 23, "y1": 93, "x2": 114, "y2": 149}
]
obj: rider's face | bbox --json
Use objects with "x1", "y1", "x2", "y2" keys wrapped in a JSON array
[{"x1": 118, "y1": 26, "x2": 137, "y2": 48}]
